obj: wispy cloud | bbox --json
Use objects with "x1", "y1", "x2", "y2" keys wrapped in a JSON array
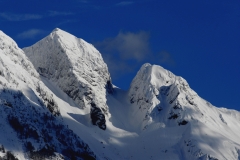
[
  {"x1": 16, "y1": 29, "x2": 46, "y2": 39},
  {"x1": 0, "y1": 11, "x2": 74, "y2": 21},
  {"x1": 48, "y1": 11, "x2": 74, "y2": 17},
  {"x1": 94, "y1": 31, "x2": 150, "y2": 78},
  {"x1": 116, "y1": 1, "x2": 134, "y2": 6},
  {"x1": 94, "y1": 31, "x2": 174, "y2": 78},
  {"x1": 95, "y1": 31, "x2": 150, "y2": 62},
  {"x1": 55, "y1": 19, "x2": 78, "y2": 27},
  {"x1": 0, "y1": 13, "x2": 42, "y2": 21},
  {"x1": 156, "y1": 51, "x2": 175, "y2": 66}
]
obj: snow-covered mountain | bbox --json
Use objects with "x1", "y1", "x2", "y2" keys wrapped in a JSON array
[
  {"x1": 127, "y1": 63, "x2": 240, "y2": 159},
  {"x1": 23, "y1": 28, "x2": 113, "y2": 130},
  {"x1": 1, "y1": 28, "x2": 240, "y2": 160},
  {"x1": 0, "y1": 30, "x2": 96, "y2": 160}
]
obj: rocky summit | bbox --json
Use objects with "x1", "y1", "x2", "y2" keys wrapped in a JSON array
[{"x1": 0, "y1": 28, "x2": 240, "y2": 160}]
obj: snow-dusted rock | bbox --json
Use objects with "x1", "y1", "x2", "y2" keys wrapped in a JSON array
[
  {"x1": 1, "y1": 28, "x2": 240, "y2": 160},
  {"x1": 23, "y1": 28, "x2": 113, "y2": 130},
  {"x1": 0, "y1": 30, "x2": 96, "y2": 160},
  {"x1": 128, "y1": 63, "x2": 240, "y2": 159},
  {"x1": 128, "y1": 63, "x2": 197, "y2": 129}
]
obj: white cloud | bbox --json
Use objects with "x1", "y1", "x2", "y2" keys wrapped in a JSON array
[
  {"x1": 94, "y1": 31, "x2": 175, "y2": 78},
  {"x1": 96, "y1": 31, "x2": 150, "y2": 61},
  {"x1": 0, "y1": 13, "x2": 42, "y2": 21},
  {"x1": 94, "y1": 31, "x2": 150, "y2": 77},
  {"x1": 16, "y1": 29, "x2": 45, "y2": 39}
]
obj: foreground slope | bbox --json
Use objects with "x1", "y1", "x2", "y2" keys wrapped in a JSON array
[
  {"x1": 0, "y1": 30, "x2": 96, "y2": 160},
  {"x1": 23, "y1": 28, "x2": 113, "y2": 130},
  {"x1": 23, "y1": 29, "x2": 240, "y2": 160},
  {"x1": 37, "y1": 61, "x2": 240, "y2": 160}
]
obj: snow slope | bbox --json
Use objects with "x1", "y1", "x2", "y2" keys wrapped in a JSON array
[
  {"x1": 1, "y1": 28, "x2": 240, "y2": 160},
  {"x1": 0, "y1": 30, "x2": 96, "y2": 160},
  {"x1": 39, "y1": 63, "x2": 240, "y2": 160},
  {"x1": 127, "y1": 63, "x2": 240, "y2": 159},
  {"x1": 23, "y1": 28, "x2": 113, "y2": 130},
  {"x1": 23, "y1": 29, "x2": 240, "y2": 160}
]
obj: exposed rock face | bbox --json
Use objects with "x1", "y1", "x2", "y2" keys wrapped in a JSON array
[
  {"x1": 23, "y1": 28, "x2": 113, "y2": 130},
  {"x1": 128, "y1": 63, "x2": 240, "y2": 159},
  {"x1": 1, "y1": 28, "x2": 240, "y2": 160},
  {"x1": 128, "y1": 63, "x2": 199, "y2": 129}
]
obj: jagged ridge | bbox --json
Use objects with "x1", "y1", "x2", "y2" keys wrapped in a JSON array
[
  {"x1": 1, "y1": 28, "x2": 240, "y2": 160},
  {"x1": 23, "y1": 28, "x2": 113, "y2": 130},
  {"x1": 0, "y1": 30, "x2": 96, "y2": 160},
  {"x1": 127, "y1": 63, "x2": 240, "y2": 159}
]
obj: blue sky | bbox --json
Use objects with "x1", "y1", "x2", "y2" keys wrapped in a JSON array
[{"x1": 0, "y1": 0, "x2": 239, "y2": 111}]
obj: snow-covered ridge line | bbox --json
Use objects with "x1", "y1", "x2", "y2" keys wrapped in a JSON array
[
  {"x1": 128, "y1": 63, "x2": 240, "y2": 159},
  {"x1": 23, "y1": 28, "x2": 113, "y2": 130},
  {"x1": 0, "y1": 30, "x2": 38, "y2": 78},
  {"x1": 1, "y1": 28, "x2": 240, "y2": 160},
  {"x1": 0, "y1": 30, "x2": 96, "y2": 160}
]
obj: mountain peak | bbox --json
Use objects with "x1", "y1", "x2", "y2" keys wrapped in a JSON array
[
  {"x1": 132, "y1": 63, "x2": 176, "y2": 90},
  {"x1": 23, "y1": 29, "x2": 113, "y2": 130},
  {"x1": 51, "y1": 27, "x2": 73, "y2": 37},
  {"x1": 52, "y1": 27, "x2": 61, "y2": 32},
  {"x1": 1, "y1": 29, "x2": 240, "y2": 160}
]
